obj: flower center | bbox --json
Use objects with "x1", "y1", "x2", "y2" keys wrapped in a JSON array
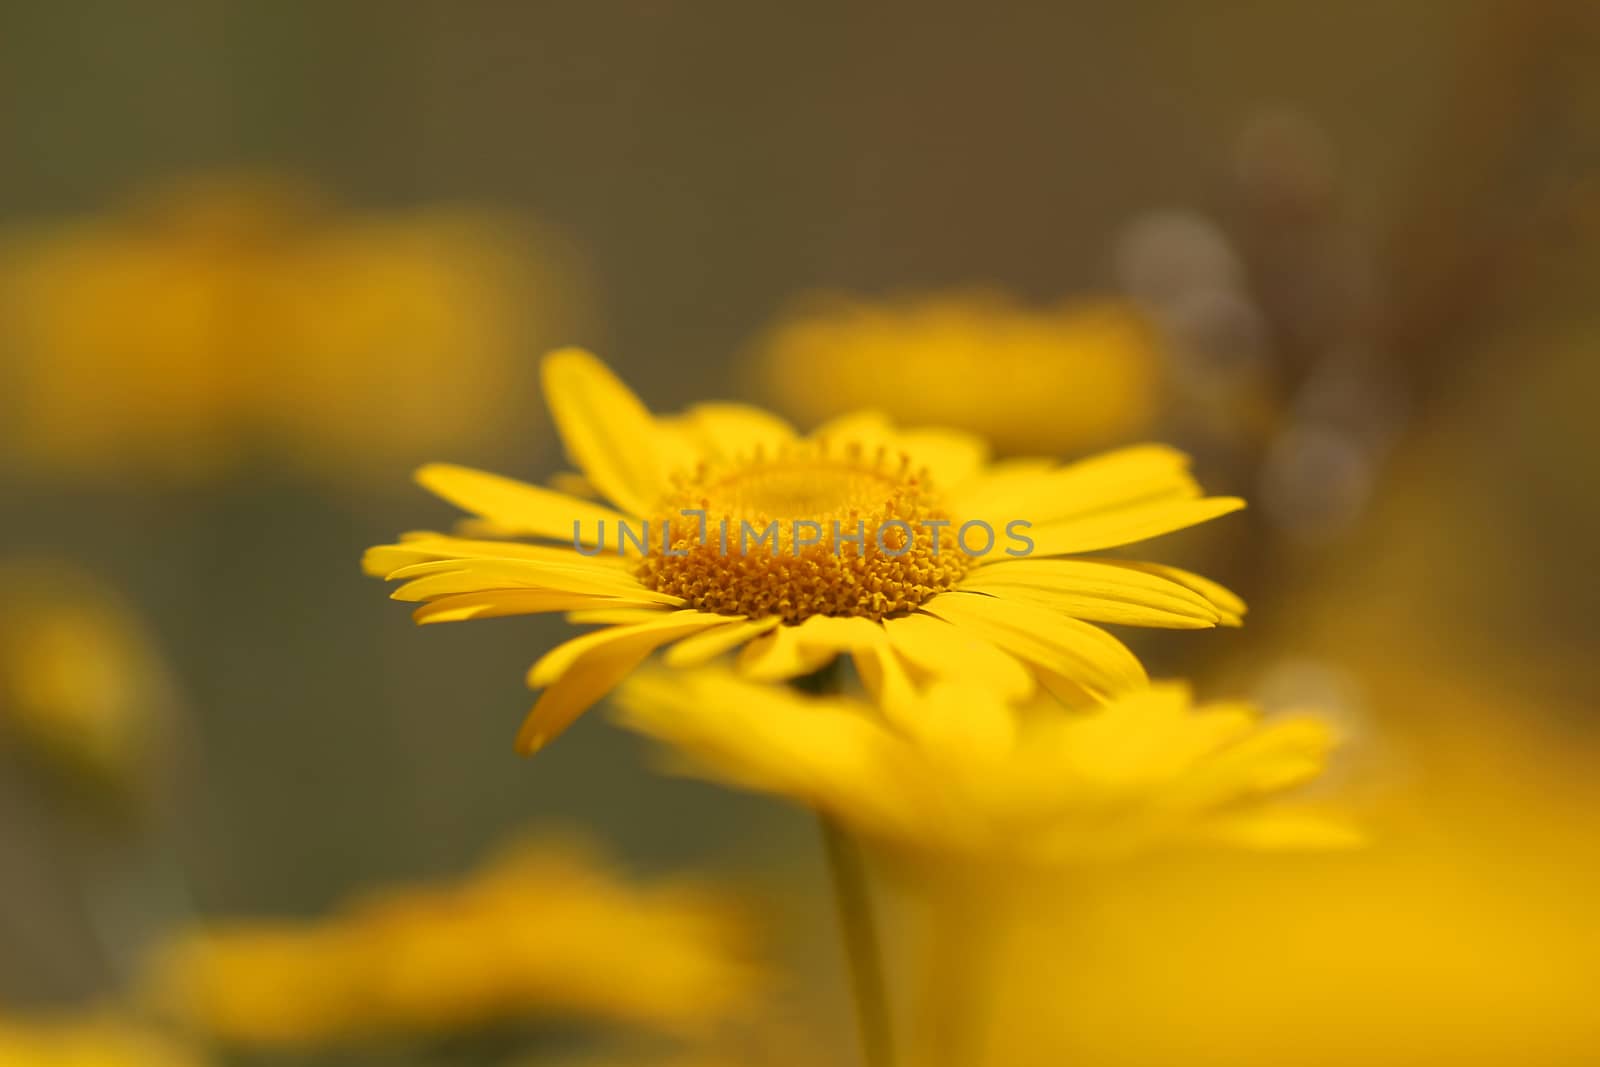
[{"x1": 636, "y1": 441, "x2": 970, "y2": 622}]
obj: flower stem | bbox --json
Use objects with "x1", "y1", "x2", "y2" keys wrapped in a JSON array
[
  {"x1": 914, "y1": 882, "x2": 1004, "y2": 1067},
  {"x1": 819, "y1": 814, "x2": 896, "y2": 1067}
]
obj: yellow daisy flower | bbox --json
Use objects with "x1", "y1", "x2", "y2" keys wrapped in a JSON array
[
  {"x1": 974, "y1": 701, "x2": 1599, "y2": 1067},
  {"x1": 0, "y1": 173, "x2": 575, "y2": 484},
  {"x1": 365, "y1": 348, "x2": 1245, "y2": 753},
  {"x1": 615, "y1": 670, "x2": 1357, "y2": 865},
  {"x1": 144, "y1": 835, "x2": 759, "y2": 1047},
  {"x1": 0, "y1": 559, "x2": 177, "y2": 793},
  {"x1": 748, "y1": 290, "x2": 1162, "y2": 455}
]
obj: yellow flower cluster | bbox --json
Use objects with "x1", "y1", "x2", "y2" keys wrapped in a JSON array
[
  {"x1": 144, "y1": 836, "x2": 759, "y2": 1047},
  {"x1": 748, "y1": 290, "x2": 1162, "y2": 454},
  {"x1": 0, "y1": 174, "x2": 577, "y2": 484}
]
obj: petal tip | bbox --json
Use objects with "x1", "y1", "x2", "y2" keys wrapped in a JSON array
[
  {"x1": 359, "y1": 546, "x2": 394, "y2": 577},
  {"x1": 540, "y1": 345, "x2": 605, "y2": 384},
  {"x1": 413, "y1": 461, "x2": 454, "y2": 488}
]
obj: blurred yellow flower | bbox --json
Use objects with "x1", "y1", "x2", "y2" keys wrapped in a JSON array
[
  {"x1": 0, "y1": 174, "x2": 578, "y2": 484},
  {"x1": 616, "y1": 670, "x2": 1355, "y2": 866},
  {"x1": 145, "y1": 835, "x2": 760, "y2": 1047},
  {"x1": 0, "y1": 560, "x2": 175, "y2": 792},
  {"x1": 747, "y1": 291, "x2": 1162, "y2": 455},
  {"x1": 0, "y1": 1013, "x2": 203, "y2": 1067},
  {"x1": 365, "y1": 348, "x2": 1244, "y2": 753},
  {"x1": 974, "y1": 701, "x2": 1600, "y2": 1067}
]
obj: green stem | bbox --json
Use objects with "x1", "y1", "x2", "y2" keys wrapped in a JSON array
[{"x1": 819, "y1": 814, "x2": 896, "y2": 1067}]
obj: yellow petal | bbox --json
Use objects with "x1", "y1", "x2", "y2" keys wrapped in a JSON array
[
  {"x1": 661, "y1": 403, "x2": 797, "y2": 460},
  {"x1": 952, "y1": 444, "x2": 1199, "y2": 524},
  {"x1": 855, "y1": 636, "x2": 985, "y2": 745},
  {"x1": 363, "y1": 532, "x2": 631, "y2": 577},
  {"x1": 386, "y1": 557, "x2": 677, "y2": 605},
  {"x1": 890, "y1": 427, "x2": 990, "y2": 490},
  {"x1": 1033, "y1": 667, "x2": 1101, "y2": 709},
  {"x1": 735, "y1": 623, "x2": 840, "y2": 682},
  {"x1": 900, "y1": 680, "x2": 1019, "y2": 768},
  {"x1": 1194, "y1": 808, "x2": 1366, "y2": 850},
  {"x1": 942, "y1": 457, "x2": 1059, "y2": 518},
  {"x1": 546, "y1": 470, "x2": 599, "y2": 498},
  {"x1": 1043, "y1": 682, "x2": 1240, "y2": 790},
  {"x1": 564, "y1": 606, "x2": 685, "y2": 625},
  {"x1": 662, "y1": 617, "x2": 781, "y2": 668},
  {"x1": 415, "y1": 463, "x2": 631, "y2": 544},
  {"x1": 516, "y1": 612, "x2": 730, "y2": 753},
  {"x1": 807, "y1": 412, "x2": 989, "y2": 490},
  {"x1": 840, "y1": 625, "x2": 917, "y2": 722},
  {"x1": 959, "y1": 559, "x2": 1226, "y2": 629},
  {"x1": 527, "y1": 610, "x2": 726, "y2": 689},
  {"x1": 413, "y1": 591, "x2": 644, "y2": 624},
  {"x1": 881, "y1": 612, "x2": 1035, "y2": 702},
  {"x1": 790, "y1": 614, "x2": 880, "y2": 653},
  {"x1": 920, "y1": 591, "x2": 1147, "y2": 698},
  {"x1": 541, "y1": 348, "x2": 688, "y2": 517},
  {"x1": 953, "y1": 582, "x2": 1216, "y2": 629},
  {"x1": 612, "y1": 669, "x2": 923, "y2": 839},
  {"x1": 1097, "y1": 560, "x2": 1247, "y2": 625},
  {"x1": 808, "y1": 410, "x2": 893, "y2": 449},
  {"x1": 1200, "y1": 715, "x2": 1338, "y2": 795},
  {"x1": 1025, "y1": 496, "x2": 1246, "y2": 556}
]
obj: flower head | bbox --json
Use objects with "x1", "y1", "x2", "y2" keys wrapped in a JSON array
[
  {"x1": 365, "y1": 349, "x2": 1245, "y2": 752},
  {"x1": 749, "y1": 290, "x2": 1162, "y2": 455},
  {"x1": 0, "y1": 174, "x2": 574, "y2": 484},
  {"x1": 616, "y1": 670, "x2": 1357, "y2": 866},
  {"x1": 0, "y1": 559, "x2": 177, "y2": 793},
  {"x1": 144, "y1": 835, "x2": 759, "y2": 1046}
]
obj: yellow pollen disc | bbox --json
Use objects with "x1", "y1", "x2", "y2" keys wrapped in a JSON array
[{"x1": 636, "y1": 441, "x2": 971, "y2": 622}]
